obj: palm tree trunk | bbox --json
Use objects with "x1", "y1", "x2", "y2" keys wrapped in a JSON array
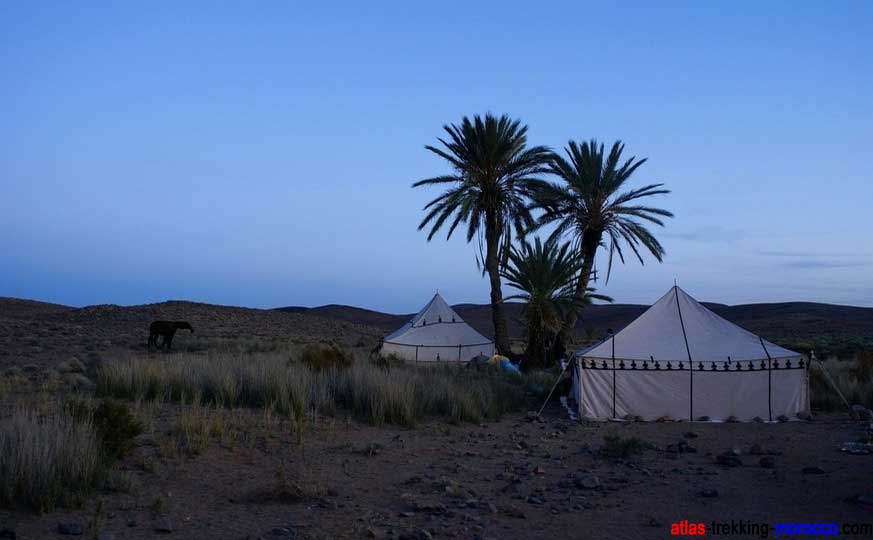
[
  {"x1": 558, "y1": 230, "x2": 601, "y2": 350},
  {"x1": 485, "y1": 212, "x2": 511, "y2": 356}
]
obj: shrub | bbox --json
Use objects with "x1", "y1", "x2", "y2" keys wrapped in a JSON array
[
  {"x1": 0, "y1": 408, "x2": 105, "y2": 512},
  {"x1": 600, "y1": 435, "x2": 651, "y2": 458},
  {"x1": 66, "y1": 398, "x2": 142, "y2": 460},
  {"x1": 300, "y1": 342, "x2": 353, "y2": 371}
]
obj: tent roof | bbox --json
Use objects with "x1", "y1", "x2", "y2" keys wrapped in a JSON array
[
  {"x1": 383, "y1": 293, "x2": 493, "y2": 347},
  {"x1": 580, "y1": 286, "x2": 799, "y2": 362}
]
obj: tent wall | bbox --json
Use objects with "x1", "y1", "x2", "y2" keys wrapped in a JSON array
[
  {"x1": 576, "y1": 358, "x2": 808, "y2": 422},
  {"x1": 381, "y1": 341, "x2": 494, "y2": 363}
]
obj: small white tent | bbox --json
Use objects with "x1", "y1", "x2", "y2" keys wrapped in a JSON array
[
  {"x1": 573, "y1": 286, "x2": 809, "y2": 422},
  {"x1": 381, "y1": 293, "x2": 494, "y2": 362}
]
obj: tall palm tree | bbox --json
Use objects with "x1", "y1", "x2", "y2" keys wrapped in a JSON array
[
  {"x1": 413, "y1": 114, "x2": 552, "y2": 355},
  {"x1": 534, "y1": 139, "x2": 673, "y2": 340},
  {"x1": 502, "y1": 236, "x2": 611, "y2": 370}
]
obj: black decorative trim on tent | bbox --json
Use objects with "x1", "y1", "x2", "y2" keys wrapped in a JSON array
[
  {"x1": 578, "y1": 357, "x2": 806, "y2": 371},
  {"x1": 381, "y1": 341, "x2": 494, "y2": 348}
]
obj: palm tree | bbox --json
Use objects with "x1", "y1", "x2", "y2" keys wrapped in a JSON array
[
  {"x1": 413, "y1": 114, "x2": 552, "y2": 355},
  {"x1": 534, "y1": 139, "x2": 673, "y2": 341},
  {"x1": 502, "y1": 236, "x2": 611, "y2": 370}
]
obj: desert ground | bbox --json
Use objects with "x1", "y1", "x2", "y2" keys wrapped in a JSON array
[{"x1": 1, "y1": 298, "x2": 871, "y2": 540}]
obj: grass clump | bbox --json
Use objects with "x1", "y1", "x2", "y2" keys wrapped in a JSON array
[
  {"x1": 98, "y1": 349, "x2": 536, "y2": 427},
  {"x1": 0, "y1": 408, "x2": 106, "y2": 513},
  {"x1": 300, "y1": 342, "x2": 353, "y2": 371},
  {"x1": 600, "y1": 435, "x2": 651, "y2": 458},
  {"x1": 810, "y1": 357, "x2": 873, "y2": 411}
]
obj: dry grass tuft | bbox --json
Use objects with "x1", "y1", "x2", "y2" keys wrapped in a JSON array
[
  {"x1": 0, "y1": 408, "x2": 106, "y2": 512},
  {"x1": 97, "y1": 349, "x2": 534, "y2": 427},
  {"x1": 811, "y1": 357, "x2": 873, "y2": 410}
]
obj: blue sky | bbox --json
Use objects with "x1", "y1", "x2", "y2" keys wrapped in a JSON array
[{"x1": 2, "y1": 1, "x2": 871, "y2": 312}]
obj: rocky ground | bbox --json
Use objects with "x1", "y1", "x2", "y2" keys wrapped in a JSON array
[
  {"x1": 1, "y1": 298, "x2": 871, "y2": 539},
  {"x1": 2, "y1": 409, "x2": 872, "y2": 540}
]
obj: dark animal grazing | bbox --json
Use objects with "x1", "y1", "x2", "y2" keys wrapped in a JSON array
[{"x1": 148, "y1": 321, "x2": 193, "y2": 350}]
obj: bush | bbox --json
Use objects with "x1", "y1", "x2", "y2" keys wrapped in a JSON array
[
  {"x1": 66, "y1": 398, "x2": 142, "y2": 460},
  {"x1": 300, "y1": 342, "x2": 353, "y2": 371},
  {"x1": 0, "y1": 408, "x2": 105, "y2": 512},
  {"x1": 600, "y1": 435, "x2": 651, "y2": 458},
  {"x1": 811, "y1": 358, "x2": 873, "y2": 411}
]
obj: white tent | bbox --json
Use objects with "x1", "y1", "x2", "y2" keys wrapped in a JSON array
[
  {"x1": 573, "y1": 286, "x2": 809, "y2": 422},
  {"x1": 381, "y1": 293, "x2": 494, "y2": 362}
]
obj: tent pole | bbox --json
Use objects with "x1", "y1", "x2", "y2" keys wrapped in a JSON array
[
  {"x1": 611, "y1": 334, "x2": 616, "y2": 419},
  {"x1": 458, "y1": 344, "x2": 462, "y2": 362},
  {"x1": 760, "y1": 337, "x2": 773, "y2": 421},
  {"x1": 674, "y1": 287, "x2": 694, "y2": 421}
]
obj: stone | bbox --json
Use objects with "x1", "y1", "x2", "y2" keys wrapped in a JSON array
[
  {"x1": 97, "y1": 533, "x2": 115, "y2": 540},
  {"x1": 851, "y1": 405, "x2": 873, "y2": 421},
  {"x1": 802, "y1": 466, "x2": 825, "y2": 475},
  {"x1": 574, "y1": 474, "x2": 600, "y2": 489},
  {"x1": 726, "y1": 416, "x2": 739, "y2": 423},
  {"x1": 272, "y1": 527, "x2": 291, "y2": 536},
  {"x1": 698, "y1": 489, "x2": 719, "y2": 498},
  {"x1": 749, "y1": 444, "x2": 765, "y2": 455},
  {"x1": 683, "y1": 431, "x2": 699, "y2": 439},
  {"x1": 366, "y1": 527, "x2": 384, "y2": 539},
  {"x1": 155, "y1": 519, "x2": 173, "y2": 533},
  {"x1": 417, "y1": 530, "x2": 434, "y2": 540},
  {"x1": 502, "y1": 505, "x2": 527, "y2": 519},
  {"x1": 777, "y1": 414, "x2": 790, "y2": 423},
  {"x1": 697, "y1": 416, "x2": 711, "y2": 422},
  {"x1": 759, "y1": 456, "x2": 776, "y2": 469},
  {"x1": 753, "y1": 416, "x2": 764, "y2": 423},
  {"x1": 797, "y1": 411, "x2": 813, "y2": 421},
  {"x1": 58, "y1": 523, "x2": 85, "y2": 535},
  {"x1": 716, "y1": 454, "x2": 742, "y2": 467},
  {"x1": 525, "y1": 496, "x2": 544, "y2": 505}
]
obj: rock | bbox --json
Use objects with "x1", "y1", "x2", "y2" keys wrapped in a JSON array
[
  {"x1": 802, "y1": 466, "x2": 825, "y2": 475},
  {"x1": 753, "y1": 416, "x2": 764, "y2": 423},
  {"x1": 698, "y1": 488, "x2": 719, "y2": 498},
  {"x1": 533, "y1": 465, "x2": 545, "y2": 475},
  {"x1": 97, "y1": 532, "x2": 115, "y2": 540},
  {"x1": 716, "y1": 454, "x2": 742, "y2": 467},
  {"x1": 697, "y1": 416, "x2": 711, "y2": 422},
  {"x1": 759, "y1": 456, "x2": 776, "y2": 469},
  {"x1": 777, "y1": 414, "x2": 790, "y2": 423},
  {"x1": 414, "y1": 501, "x2": 447, "y2": 514},
  {"x1": 525, "y1": 496, "x2": 544, "y2": 505},
  {"x1": 366, "y1": 527, "x2": 384, "y2": 539},
  {"x1": 58, "y1": 523, "x2": 85, "y2": 535},
  {"x1": 851, "y1": 405, "x2": 873, "y2": 421},
  {"x1": 574, "y1": 474, "x2": 600, "y2": 489},
  {"x1": 417, "y1": 530, "x2": 434, "y2": 540},
  {"x1": 647, "y1": 517, "x2": 661, "y2": 527},
  {"x1": 726, "y1": 416, "x2": 739, "y2": 423},
  {"x1": 749, "y1": 444, "x2": 765, "y2": 455},
  {"x1": 155, "y1": 519, "x2": 173, "y2": 533},
  {"x1": 502, "y1": 505, "x2": 527, "y2": 519},
  {"x1": 272, "y1": 527, "x2": 291, "y2": 536},
  {"x1": 683, "y1": 431, "x2": 699, "y2": 439},
  {"x1": 797, "y1": 411, "x2": 813, "y2": 421}
]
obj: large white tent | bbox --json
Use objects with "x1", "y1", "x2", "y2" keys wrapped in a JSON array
[
  {"x1": 381, "y1": 293, "x2": 494, "y2": 362},
  {"x1": 573, "y1": 286, "x2": 809, "y2": 422}
]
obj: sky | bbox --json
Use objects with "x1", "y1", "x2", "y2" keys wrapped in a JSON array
[{"x1": 1, "y1": 1, "x2": 872, "y2": 312}]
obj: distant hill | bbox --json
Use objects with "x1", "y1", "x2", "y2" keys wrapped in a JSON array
[{"x1": 277, "y1": 300, "x2": 873, "y2": 357}]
